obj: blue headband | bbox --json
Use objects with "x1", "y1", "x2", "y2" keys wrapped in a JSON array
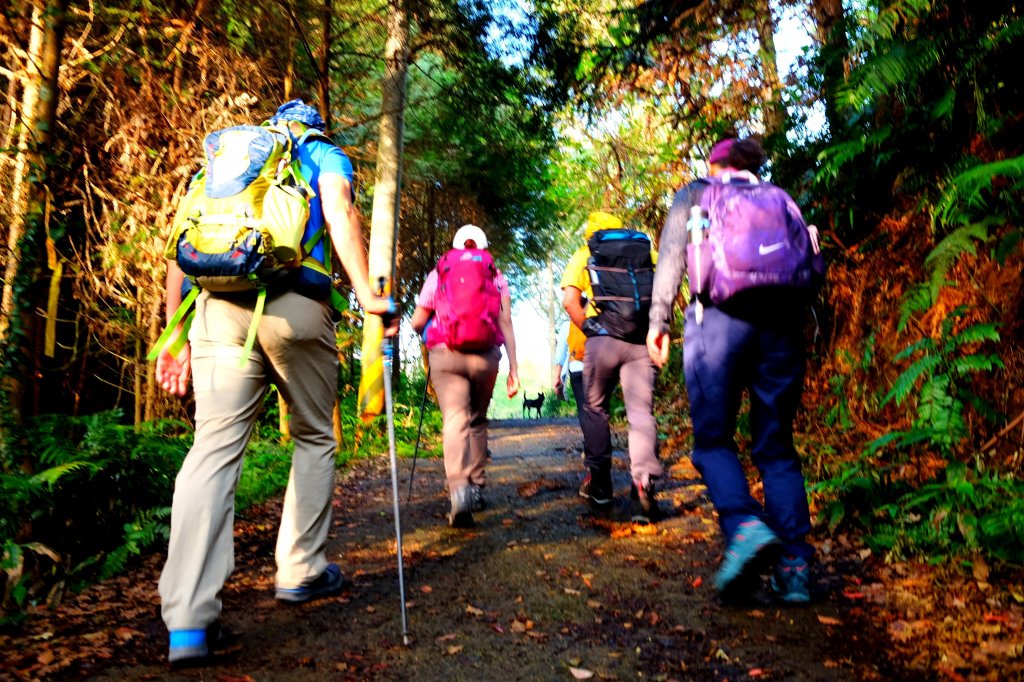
[{"x1": 271, "y1": 99, "x2": 326, "y2": 131}]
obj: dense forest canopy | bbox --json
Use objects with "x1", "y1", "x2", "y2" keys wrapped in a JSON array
[{"x1": 1, "y1": 0, "x2": 1022, "y2": 634}]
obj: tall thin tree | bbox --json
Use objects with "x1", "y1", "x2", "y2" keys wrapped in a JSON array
[{"x1": 358, "y1": 0, "x2": 409, "y2": 420}]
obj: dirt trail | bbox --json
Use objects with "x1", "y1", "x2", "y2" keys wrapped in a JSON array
[{"x1": 4, "y1": 418, "x2": 904, "y2": 681}]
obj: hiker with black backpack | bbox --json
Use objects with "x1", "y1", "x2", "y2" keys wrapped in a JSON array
[
  {"x1": 647, "y1": 138, "x2": 825, "y2": 604},
  {"x1": 153, "y1": 99, "x2": 397, "y2": 666},
  {"x1": 561, "y1": 211, "x2": 665, "y2": 524},
  {"x1": 409, "y1": 224, "x2": 520, "y2": 528}
]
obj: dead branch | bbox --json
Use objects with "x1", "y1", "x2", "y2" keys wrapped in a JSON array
[{"x1": 981, "y1": 409, "x2": 1024, "y2": 453}]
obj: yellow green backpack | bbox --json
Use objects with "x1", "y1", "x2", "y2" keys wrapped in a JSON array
[{"x1": 148, "y1": 123, "x2": 344, "y2": 365}]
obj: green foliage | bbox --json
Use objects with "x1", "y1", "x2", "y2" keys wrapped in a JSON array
[
  {"x1": 884, "y1": 307, "x2": 1003, "y2": 454},
  {"x1": 933, "y1": 156, "x2": 1024, "y2": 228},
  {"x1": 898, "y1": 221, "x2": 991, "y2": 326},
  {"x1": 0, "y1": 411, "x2": 189, "y2": 616},
  {"x1": 235, "y1": 440, "x2": 294, "y2": 511},
  {"x1": 817, "y1": 458, "x2": 1024, "y2": 565}
]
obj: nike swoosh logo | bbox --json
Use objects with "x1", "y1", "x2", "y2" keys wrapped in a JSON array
[{"x1": 758, "y1": 242, "x2": 787, "y2": 255}]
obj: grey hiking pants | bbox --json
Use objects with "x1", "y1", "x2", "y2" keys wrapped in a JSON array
[
  {"x1": 581, "y1": 335, "x2": 663, "y2": 485},
  {"x1": 160, "y1": 290, "x2": 339, "y2": 631},
  {"x1": 428, "y1": 346, "x2": 500, "y2": 491}
]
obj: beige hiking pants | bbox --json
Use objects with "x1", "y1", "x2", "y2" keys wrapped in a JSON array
[
  {"x1": 428, "y1": 346, "x2": 500, "y2": 491},
  {"x1": 159, "y1": 290, "x2": 338, "y2": 631}
]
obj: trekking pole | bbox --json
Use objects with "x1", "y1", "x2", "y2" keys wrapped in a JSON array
[
  {"x1": 406, "y1": 365, "x2": 430, "y2": 504},
  {"x1": 377, "y1": 280, "x2": 411, "y2": 646}
]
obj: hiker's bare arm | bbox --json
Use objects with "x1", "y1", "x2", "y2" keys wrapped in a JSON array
[
  {"x1": 498, "y1": 293, "x2": 520, "y2": 397},
  {"x1": 410, "y1": 305, "x2": 431, "y2": 335},
  {"x1": 155, "y1": 261, "x2": 191, "y2": 397},
  {"x1": 320, "y1": 173, "x2": 390, "y2": 318},
  {"x1": 562, "y1": 286, "x2": 588, "y2": 330}
]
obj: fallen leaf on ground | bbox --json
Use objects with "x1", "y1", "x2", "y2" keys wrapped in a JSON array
[
  {"x1": 517, "y1": 478, "x2": 566, "y2": 498},
  {"x1": 420, "y1": 585, "x2": 432, "y2": 594},
  {"x1": 692, "y1": 576, "x2": 703, "y2": 588},
  {"x1": 569, "y1": 666, "x2": 594, "y2": 679},
  {"x1": 466, "y1": 604, "x2": 484, "y2": 617},
  {"x1": 446, "y1": 645, "x2": 463, "y2": 655},
  {"x1": 817, "y1": 615, "x2": 842, "y2": 626}
]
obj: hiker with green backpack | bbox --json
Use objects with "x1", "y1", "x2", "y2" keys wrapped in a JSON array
[{"x1": 152, "y1": 99, "x2": 396, "y2": 667}]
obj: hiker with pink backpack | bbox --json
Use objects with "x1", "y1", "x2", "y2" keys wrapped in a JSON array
[
  {"x1": 647, "y1": 138, "x2": 825, "y2": 604},
  {"x1": 410, "y1": 225, "x2": 520, "y2": 528}
]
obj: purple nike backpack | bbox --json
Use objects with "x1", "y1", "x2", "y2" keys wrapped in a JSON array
[{"x1": 687, "y1": 174, "x2": 825, "y2": 305}]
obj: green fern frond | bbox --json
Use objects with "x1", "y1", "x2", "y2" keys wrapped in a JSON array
[
  {"x1": 950, "y1": 354, "x2": 1003, "y2": 376},
  {"x1": 883, "y1": 354, "x2": 942, "y2": 407},
  {"x1": 922, "y1": 221, "x2": 989, "y2": 297},
  {"x1": 934, "y1": 155, "x2": 1024, "y2": 227},
  {"x1": 30, "y1": 461, "x2": 100, "y2": 488},
  {"x1": 893, "y1": 336, "x2": 934, "y2": 362},
  {"x1": 898, "y1": 284, "x2": 933, "y2": 332},
  {"x1": 839, "y1": 40, "x2": 940, "y2": 115},
  {"x1": 948, "y1": 322, "x2": 1000, "y2": 347}
]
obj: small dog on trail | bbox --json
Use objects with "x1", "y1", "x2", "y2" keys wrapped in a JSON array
[{"x1": 523, "y1": 392, "x2": 545, "y2": 419}]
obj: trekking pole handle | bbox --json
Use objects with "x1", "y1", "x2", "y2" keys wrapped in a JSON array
[{"x1": 376, "y1": 276, "x2": 399, "y2": 333}]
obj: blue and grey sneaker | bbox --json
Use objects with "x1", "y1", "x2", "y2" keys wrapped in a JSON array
[
  {"x1": 168, "y1": 628, "x2": 208, "y2": 666},
  {"x1": 714, "y1": 516, "x2": 781, "y2": 594},
  {"x1": 771, "y1": 555, "x2": 811, "y2": 604},
  {"x1": 275, "y1": 563, "x2": 344, "y2": 604}
]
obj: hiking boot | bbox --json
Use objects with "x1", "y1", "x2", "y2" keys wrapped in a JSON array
[
  {"x1": 275, "y1": 563, "x2": 345, "y2": 604},
  {"x1": 449, "y1": 486, "x2": 475, "y2": 528},
  {"x1": 168, "y1": 629, "x2": 208, "y2": 667},
  {"x1": 713, "y1": 516, "x2": 781, "y2": 595},
  {"x1": 167, "y1": 621, "x2": 241, "y2": 667},
  {"x1": 630, "y1": 481, "x2": 664, "y2": 524},
  {"x1": 578, "y1": 468, "x2": 613, "y2": 510},
  {"x1": 771, "y1": 555, "x2": 811, "y2": 604},
  {"x1": 470, "y1": 484, "x2": 487, "y2": 512}
]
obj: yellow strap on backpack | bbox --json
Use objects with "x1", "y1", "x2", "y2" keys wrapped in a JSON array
[{"x1": 146, "y1": 286, "x2": 201, "y2": 362}]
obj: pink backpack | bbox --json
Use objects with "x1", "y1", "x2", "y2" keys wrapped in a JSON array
[{"x1": 427, "y1": 248, "x2": 503, "y2": 351}]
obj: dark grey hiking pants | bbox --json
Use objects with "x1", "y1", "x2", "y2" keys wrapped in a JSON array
[{"x1": 580, "y1": 335, "x2": 663, "y2": 486}]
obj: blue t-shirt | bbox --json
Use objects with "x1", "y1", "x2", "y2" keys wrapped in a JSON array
[{"x1": 291, "y1": 136, "x2": 354, "y2": 300}]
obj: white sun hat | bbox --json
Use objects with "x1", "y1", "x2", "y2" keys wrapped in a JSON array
[{"x1": 452, "y1": 224, "x2": 488, "y2": 250}]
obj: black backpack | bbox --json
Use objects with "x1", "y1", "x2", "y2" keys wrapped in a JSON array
[{"x1": 586, "y1": 229, "x2": 655, "y2": 343}]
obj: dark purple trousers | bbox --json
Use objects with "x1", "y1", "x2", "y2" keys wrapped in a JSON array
[{"x1": 683, "y1": 303, "x2": 814, "y2": 560}]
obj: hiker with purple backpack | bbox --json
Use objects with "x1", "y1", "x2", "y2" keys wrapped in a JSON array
[
  {"x1": 410, "y1": 225, "x2": 520, "y2": 528},
  {"x1": 647, "y1": 138, "x2": 825, "y2": 603}
]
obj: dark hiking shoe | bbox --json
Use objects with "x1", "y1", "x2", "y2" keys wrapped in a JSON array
[
  {"x1": 470, "y1": 484, "x2": 487, "y2": 512},
  {"x1": 578, "y1": 469, "x2": 613, "y2": 510},
  {"x1": 449, "y1": 486, "x2": 475, "y2": 528},
  {"x1": 629, "y1": 481, "x2": 664, "y2": 524},
  {"x1": 771, "y1": 555, "x2": 811, "y2": 604},
  {"x1": 275, "y1": 563, "x2": 345, "y2": 604},
  {"x1": 714, "y1": 517, "x2": 781, "y2": 596}
]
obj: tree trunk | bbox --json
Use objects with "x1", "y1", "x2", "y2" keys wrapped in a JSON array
[
  {"x1": 753, "y1": 0, "x2": 786, "y2": 140},
  {"x1": 358, "y1": 0, "x2": 408, "y2": 421},
  {"x1": 809, "y1": 0, "x2": 849, "y2": 137},
  {"x1": 317, "y1": 0, "x2": 332, "y2": 133},
  {"x1": 544, "y1": 259, "x2": 556, "y2": 370},
  {"x1": 0, "y1": 0, "x2": 68, "y2": 423}
]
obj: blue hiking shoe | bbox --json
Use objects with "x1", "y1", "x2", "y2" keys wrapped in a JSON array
[
  {"x1": 771, "y1": 555, "x2": 812, "y2": 604},
  {"x1": 714, "y1": 516, "x2": 781, "y2": 594},
  {"x1": 168, "y1": 628, "x2": 208, "y2": 666},
  {"x1": 275, "y1": 563, "x2": 345, "y2": 604}
]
